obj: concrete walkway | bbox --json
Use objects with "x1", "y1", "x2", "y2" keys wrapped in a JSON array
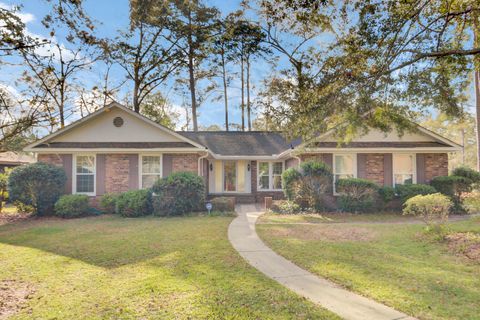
[{"x1": 228, "y1": 204, "x2": 416, "y2": 320}]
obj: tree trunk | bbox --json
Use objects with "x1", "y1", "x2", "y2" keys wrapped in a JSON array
[
  {"x1": 246, "y1": 57, "x2": 251, "y2": 131},
  {"x1": 221, "y1": 50, "x2": 229, "y2": 131},
  {"x1": 188, "y1": 53, "x2": 197, "y2": 131},
  {"x1": 133, "y1": 80, "x2": 140, "y2": 113},
  {"x1": 240, "y1": 55, "x2": 245, "y2": 131},
  {"x1": 474, "y1": 14, "x2": 480, "y2": 171}
]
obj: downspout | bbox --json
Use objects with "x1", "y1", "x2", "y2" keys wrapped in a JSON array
[{"x1": 198, "y1": 151, "x2": 209, "y2": 176}]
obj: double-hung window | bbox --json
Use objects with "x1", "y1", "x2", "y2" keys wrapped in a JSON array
[
  {"x1": 333, "y1": 154, "x2": 355, "y2": 193},
  {"x1": 258, "y1": 161, "x2": 284, "y2": 190},
  {"x1": 75, "y1": 155, "x2": 95, "y2": 195},
  {"x1": 141, "y1": 155, "x2": 162, "y2": 188},
  {"x1": 393, "y1": 154, "x2": 415, "y2": 186}
]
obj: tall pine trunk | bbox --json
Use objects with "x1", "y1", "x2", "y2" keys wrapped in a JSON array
[
  {"x1": 474, "y1": 14, "x2": 480, "y2": 170},
  {"x1": 188, "y1": 52, "x2": 198, "y2": 131},
  {"x1": 240, "y1": 55, "x2": 245, "y2": 131},
  {"x1": 246, "y1": 57, "x2": 251, "y2": 131},
  {"x1": 221, "y1": 50, "x2": 229, "y2": 131}
]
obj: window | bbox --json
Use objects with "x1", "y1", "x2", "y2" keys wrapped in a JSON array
[
  {"x1": 334, "y1": 154, "x2": 355, "y2": 193},
  {"x1": 75, "y1": 155, "x2": 95, "y2": 195},
  {"x1": 258, "y1": 161, "x2": 284, "y2": 190},
  {"x1": 393, "y1": 154, "x2": 415, "y2": 186},
  {"x1": 141, "y1": 155, "x2": 162, "y2": 188},
  {"x1": 224, "y1": 161, "x2": 237, "y2": 192}
]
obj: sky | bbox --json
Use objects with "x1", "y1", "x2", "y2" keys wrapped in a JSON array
[{"x1": 1, "y1": 0, "x2": 282, "y2": 131}]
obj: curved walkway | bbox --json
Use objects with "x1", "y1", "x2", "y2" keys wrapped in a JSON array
[{"x1": 228, "y1": 204, "x2": 416, "y2": 320}]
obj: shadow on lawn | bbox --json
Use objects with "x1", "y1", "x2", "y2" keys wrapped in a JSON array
[{"x1": 0, "y1": 215, "x2": 228, "y2": 269}]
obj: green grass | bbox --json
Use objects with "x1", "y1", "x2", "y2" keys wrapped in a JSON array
[
  {"x1": 0, "y1": 214, "x2": 338, "y2": 320},
  {"x1": 257, "y1": 214, "x2": 480, "y2": 320}
]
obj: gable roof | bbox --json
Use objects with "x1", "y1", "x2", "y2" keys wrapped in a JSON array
[
  {"x1": 178, "y1": 131, "x2": 301, "y2": 157},
  {"x1": 25, "y1": 102, "x2": 206, "y2": 151}
]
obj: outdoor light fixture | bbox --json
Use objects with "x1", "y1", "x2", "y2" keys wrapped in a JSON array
[
  {"x1": 247, "y1": 163, "x2": 251, "y2": 171},
  {"x1": 209, "y1": 163, "x2": 213, "y2": 171}
]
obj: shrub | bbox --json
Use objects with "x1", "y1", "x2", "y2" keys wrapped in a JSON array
[
  {"x1": 336, "y1": 178, "x2": 379, "y2": 213},
  {"x1": 430, "y1": 175, "x2": 471, "y2": 212},
  {"x1": 270, "y1": 200, "x2": 302, "y2": 214},
  {"x1": 100, "y1": 193, "x2": 118, "y2": 214},
  {"x1": 0, "y1": 169, "x2": 9, "y2": 212},
  {"x1": 293, "y1": 161, "x2": 333, "y2": 211},
  {"x1": 281, "y1": 168, "x2": 302, "y2": 200},
  {"x1": 8, "y1": 162, "x2": 66, "y2": 215},
  {"x1": 378, "y1": 186, "x2": 396, "y2": 203},
  {"x1": 395, "y1": 184, "x2": 436, "y2": 203},
  {"x1": 452, "y1": 166, "x2": 480, "y2": 186},
  {"x1": 13, "y1": 201, "x2": 34, "y2": 214},
  {"x1": 209, "y1": 197, "x2": 235, "y2": 212},
  {"x1": 116, "y1": 189, "x2": 152, "y2": 217},
  {"x1": 463, "y1": 192, "x2": 480, "y2": 214},
  {"x1": 403, "y1": 193, "x2": 452, "y2": 235},
  {"x1": 54, "y1": 194, "x2": 90, "y2": 218},
  {"x1": 152, "y1": 172, "x2": 205, "y2": 216}
]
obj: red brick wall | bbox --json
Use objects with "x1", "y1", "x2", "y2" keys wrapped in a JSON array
[
  {"x1": 365, "y1": 154, "x2": 385, "y2": 185},
  {"x1": 105, "y1": 154, "x2": 131, "y2": 193},
  {"x1": 170, "y1": 153, "x2": 198, "y2": 173},
  {"x1": 38, "y1": 154, "x2": 63, "y2": 166},
  {"x1": 424, "y1": 153, "x2": 448, "y2": 183}
]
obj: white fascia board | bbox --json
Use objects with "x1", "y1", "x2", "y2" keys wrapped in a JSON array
[
  {"x1": 301, "y1": 147, "x2": 461, "y2": 153},
  {"x1": 32, "y1": 148, "x2": 204, "y2": 153}
]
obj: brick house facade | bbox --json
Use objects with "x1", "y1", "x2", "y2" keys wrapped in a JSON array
[{"x1": 28, "y1": 102, "x2": 460, "y2": 206}]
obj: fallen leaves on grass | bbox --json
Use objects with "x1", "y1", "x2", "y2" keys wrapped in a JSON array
[
  {"x1": 0, "y1": 280, "x2": 35, "y2": 319},
  {"x1": 269, "y1": 224, "x2": 377, "y2": 242},
  {"x1": 446, "y1": 232, "x2": 480, "y2": 262}
]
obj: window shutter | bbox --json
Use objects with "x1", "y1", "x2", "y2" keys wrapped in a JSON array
[
  {"x1": 323, "y1": 153, "x2": 333, "y2": 170},
  {"x1": 60, "y1": 154, "x2": 72, "y2": 194},
  {"x1": 128, "y1": 154, "x2": 139, "y2": 190},
  {"x1": 416, "y1": 154, "x2": 426, "y2": 184},
  {"x1": 163, "y1": 154, "x2": 173, "y2": 177},
  {"x1": 96, "y1": 154, "x2": 106, "y2": 195},
  {"x1": 357, "y1": 154, "x2": 367, "y2": 179},
  {"x1": 383, "y1": 154, "x2": 393, "y2": 186}
]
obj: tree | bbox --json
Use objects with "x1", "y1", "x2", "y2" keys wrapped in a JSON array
[
  {"x1": 140, "y1": 92, "x2": 180, "y2": 129},
  {"x1": 229, "y1": 12, "x2": 268, "y2": 131},
  {"x1": 110, "y1": 3, "x2": 181, "y2": 113},
  {"x1": 421, "y1": 112, "x2": 478, "y2": 170},
  {"x1": 165, "y1": 0, "x2": 219, "y2": 131}
]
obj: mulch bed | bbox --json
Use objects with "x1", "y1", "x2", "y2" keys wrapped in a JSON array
[
  {"x1": 0, "y1": 280, "x2": 35, "y2": 319},
  {"x1": 0, "y1": 212, "x2": 31, "y2": 226}
]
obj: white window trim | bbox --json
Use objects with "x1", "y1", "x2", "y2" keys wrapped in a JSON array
[
  {"x1": 73, "y1": 153, "x2": 96, "y2": 196},
  {"x1": 392, "y1": 153, "x2": 416, "y2": 187},
  {"x1": 333, "y1": 153, "x2": 357, "y2": 195},
  {"x1": 222, "y1": 160, "x2": 238, "y2": 193},
  {"x1": 139, "y1": 153, "x2": 163, "y2": 189},
  {"x1": 257, "y1": 161, "x2": 285, "y2": 192}
]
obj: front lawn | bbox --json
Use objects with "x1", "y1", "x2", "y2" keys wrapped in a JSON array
[
  {"x1": 0, "y1": 214, "x2": 337, "y2": 319},
  {"x1": 257, "y1": 213, "x2": 480, "y2": 320}
]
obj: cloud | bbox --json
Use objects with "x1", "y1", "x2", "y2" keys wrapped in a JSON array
[{"x1": 0, "y1": 2, "x2": 35, "y2": 23}]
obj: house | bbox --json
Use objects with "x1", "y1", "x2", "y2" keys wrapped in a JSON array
[
  {"x1": 24, "y1": 102, "x2": 461, "y2": 205},
  {"x1": 0, "y1": 151, "x2": 35, "y2": 173}
]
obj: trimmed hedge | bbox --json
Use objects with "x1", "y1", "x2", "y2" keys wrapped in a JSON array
[
  {"x1": 100, "y1": 193, "x2": 118, "y2": 214},
  {"x1": 116, "y1": 189, "x2": 152, "y2": 217},
  {"x1": 451, "y1": 166, "x2": 480, "y2": 185},
  {"x1": 403, "y1": 193, "x2": 452, "y2": 232},
  {"x1": 336, "y1": 178, "x2": 379, "y2": 212},
  {"x1": 378, "y1": 186, "x2": 396, "y2": 203},
  {"x1": 395, "y1": 184, "x2": 437, "y2": 203},
  {"x1": 300, "y1": 161, "x2": 332, "y2": 177},
  {"x1": 270, "y1": 200, "x2": 302, "y2": 214},
  {"x1": 54, "y1": 194, "x2": 90, "y2": 218},
  {"x1": 8, "y1": 162, "x2": 67, "y2": 215},
  {"x1": 152, "y1": 172, "x2": 205, "y2": 216},
  {"x1": 209, "y1": 197, "x2": 235, "y2": 212}
]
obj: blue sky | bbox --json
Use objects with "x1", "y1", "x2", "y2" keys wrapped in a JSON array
[{"x1": 3, "y1": 0, "x2": 282, "y2": 130}]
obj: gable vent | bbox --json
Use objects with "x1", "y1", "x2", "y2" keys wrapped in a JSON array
[{"x1": 113, "y1": 117, "x2": 124, "y2": 127}]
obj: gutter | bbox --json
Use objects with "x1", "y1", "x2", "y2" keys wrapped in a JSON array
[{"x1": 198, "y1": 151, "x2": 209, "y2": 176}]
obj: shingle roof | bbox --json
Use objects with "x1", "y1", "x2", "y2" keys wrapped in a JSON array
[
  {"x1": 178, "y1": 131, "x2": 299, "y2": 156},
  {"x1": 34, "y1": 142, "x2": 196, "y2": 149},
  {"x1": 311, "y1": 141, "x2": 451, "y2": 148}
]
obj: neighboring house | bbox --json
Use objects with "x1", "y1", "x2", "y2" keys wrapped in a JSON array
[
  {"x1": 24, "y1": 102, "x2": 461, "y2": 204},
  {"x1": 0, "y1": 151, "x2": 35, "y2": 173}
]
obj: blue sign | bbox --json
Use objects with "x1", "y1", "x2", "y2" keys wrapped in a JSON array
[{"x1": 206, "y1": 202, "x2": 212, "y2": 213}]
